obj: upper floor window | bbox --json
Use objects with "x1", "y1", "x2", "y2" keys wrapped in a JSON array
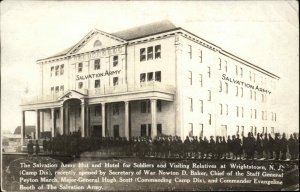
[
  {"x1": 207, "y1": 67, "x2": 211, "y2": 78},
  {"x1": 208, "y1": 90, "x2": 211, "y2": 101},
  {"x1": 157, "y1": 100, "x2": 162, "y2": 112},
  {"x1": 113, "y1": 77, "x2": 118, "y2": 86},
  {"x1": 199, "y1": 49, "x2": 202, "y2": 63},
  {"x1": 51, "y1": 67, "x2": 54, "y2": 77},
  {"x1": 235, "y1": 65, "x2": 238, "y2": 76},
  {"x1": 140, "y1": 73, "x2": 146, "y2": 83},
  {"x1": 249, "y1": 71, "x2": 252, "y2": 81},
  {"x1": 200, "y1": 100, "x2": 203, "y2": 113},
  {"x1": 55, "y1": 66, "x2": 59, "y2": 76},
  {"x1": 225, "y1": 82, "x2": 228, "y2": 94},
  {"x1": 199, "y1": 74, "x2": 203, "y2": 87},
  {"x1": 78, "y1": 63, "x2": 83, "y2": 73},
  {"x1": 218, "y1": 58, "x2": 222, "y2": 70},
  {"x1": 155, "y1": 45, "x2": 161, "y2": 59},
  {"x1": 219, "y1": 81, "x2": 222, "y2": 92},
  {"x1": 78, "y1": 82, "x2": 83, "y2": 89},
  {"x1": 93, "y1": 40, "x2": 102, "y2": 47},
  {"x1": 155, "y1": 71, "x2": 161, "y2": 82},
  {"x1": 94, "y1": 59, "x2": 100, "y2": 70},
  {"x1": 113, "y1": 104, "x2": 119, "y2": 115},
  {"x1": 140, "y1": 48, "x2": 146, "y2": 61},
  {"x1": 95, "y1": 79, "x2": 100, "y2": 88},
  {"x1": 188, "y1": 45, "x2": 192, "y2": 59},
  {"x1": 147, "y1": 72, "x2": 153, "y2": 81},
  {"x1": 51, "y1": 87, "x2": 54, "y2": 94},
  {"x1": 147, "y1": 47, "x2": 153, "y2": 60},
  {"x1": 60, "y1": 64, "x2": 64, "y2": 75},
  {"x1": 224, "y1": 61, "x2": 228, "y2": 72},
  {"x1": 188, "y1": 71, "x2": 192, "y2": 85},
  {"x1": 208, "y1": 114, "x2": 211, "y2": 125},
  {"x1": 240, "y1": 67, "x2": 243, "y2": 78},
  {"x1": 113, "y1": 56, "x2": 118, "y2": 67},
  {"x1": 55, "y1": 86, "x2": 59, "y2": 93},
  {"x1": 188, "y1": 97, "x2": 193, "y2": 112},
  {"x1": 60, "y1": 85, "x2": 64, "y2": 92}
]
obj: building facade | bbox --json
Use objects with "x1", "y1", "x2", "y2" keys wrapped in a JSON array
[{"x1": 20, "y1": 20, "x2": 279, "y2": 144}]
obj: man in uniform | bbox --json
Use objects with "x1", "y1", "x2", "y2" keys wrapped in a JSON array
[
  {"x1": 288, "y1": 134, "x2": 296, "y2": 160},
  {"x1": 262, "y1": 134, "x2": 269, "y2": 160},
  {"x1": 256, "y1": 134, "x2": 263, "y2": 159},
  {"x1": 268, "y1": 133, "x2": 274, "y2": 159},
  {"x1": 274, "y1": 133, "x2": 281, "y2": 160},
  {"x1": 280, "y1": 133, "x2": 288, "y2": 160}
]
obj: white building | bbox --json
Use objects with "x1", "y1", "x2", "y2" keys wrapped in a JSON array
[{"x1": 20, "y1": 20, "x2": 279, "y2": 144}]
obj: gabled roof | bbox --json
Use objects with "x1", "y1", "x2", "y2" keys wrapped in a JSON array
[{"x1": 112, "y1": 20, "x2": 178, "y2": 40}]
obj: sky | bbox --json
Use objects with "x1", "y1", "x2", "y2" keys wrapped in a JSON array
[{"x1": 1, "y1": 1, "x2": 299, "y2": 134}]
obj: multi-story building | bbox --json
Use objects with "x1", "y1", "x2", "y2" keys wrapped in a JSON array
[{"x1": 20, "y1": 20, "x2": 279, "y2": 144}]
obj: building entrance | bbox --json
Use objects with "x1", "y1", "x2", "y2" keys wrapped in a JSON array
[{"x1": 92, "y1": 125, "x2": 102, "y2": 137}]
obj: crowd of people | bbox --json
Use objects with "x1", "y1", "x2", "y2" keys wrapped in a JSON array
[{"x1": 30, "y1": 131, "x2": 299, "y2": 161}]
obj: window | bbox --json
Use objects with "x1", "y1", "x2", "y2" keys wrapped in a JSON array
[
  {"x1": 55, "y1": 66, "x2": 59, "y2": 76},
  {"x1": 188, "y1": 123, "x2": 193, "y2": 137},
  {"x1": 155, "y1": 45, "x2": 161, "y2": 59},
  {"x1": 220, "y1": 103, "x2": 223, "y2": 115},
  {"x1": 253, "y1": 73, "x2": 256, "y2": 82},
  {"x1": 60, "y1": 64, "x2": 64, "y2": 75},
  {"x1": 140, "y1": 48, "x2": 146, "y2": 61},
  {"x1": 235, "y1": 65, "x2": 238, "y2": 76},
  {"x1": 249, "y1": 71, "x2": 252, "y2": 81},
  {"x1": 147, "y1": 47, "x2": 153, "y2": 60},
  {"x1": 113, "y1": 104, "x2": 119, "y2": 115},
  {"x1": 94, "y1": 40, "x2": 102, "y2": 47},
  {"x1": 262, "y1": 111, "x2": 264, "y2": 120},
  {"x1": 188, "y1": 97, "x2": 193, "y2": 112},
  {"x1": 219, "y1": 81, "x2": 222, "y2": 92},
  {"x1": 60, "y1": 85, "x2": 64, "y2": 92},
  {"x1": 261, "y1": 94, "x2": 264, "y2": 102},
  {"x1": 147, "y1": 72, "x2": 153, "y2": 81},
  {"x1": 155, "y1": 71, "x2": 161, "y2": 82},
  {"x1": 51, "y1": 87, "x2": 54, "y2": 94},
  {"x1": 241, "y1": 107, "x2": 244, "y2": 118},
  {"x1": 199, "y1": 49, "x2": 202, "y2": 63},
  {"x1": 188, "y1": 71, "x2": 192, "y2": 85},
  {"x1": 208, "y1": 90, "x2": 211, "y2": 101},
  {"x1": 199, "y1": 124, "x2": 204, "y2": 137},
  {"x1": 224, "y1": 61, "x2": 228, "y2": 72},
  {"x1": 208, "y1": 114, "x2": 211, "y2": 125},
  {"x1": 199, "y1": 74, "x2": 203, "y2": 87},
  {"x1": 51, "y1": 66, "x2": 54, "y2": 77},
  {"x1": 254, "y1": 91, "x2": 256, "y2": 100},
  {"x1": 240, "y1": 87, "x2": 243, "y2": 97},
  {"x1": 250, "y1": 90, "x2": 253, "y2": 99},
  {"x1": 141, "y1": 124, "x2": 147, "y2": 136},
  {"x1": 236, "y1": 106, "x2": 239, "y2": 117},
  {"x1": 207, "y1": 67, "x2": 211, "y2": 78},
  {"x1": 113, "y1": 56, "x2": 118, "y2": 67},
  {"x1": 218, "y1": 58, "x2": 222, "y2": 70},
  {"x1": 199, "y1": 100, "x2": 203, "y2": 113},
  {"x1": 226, "y1": 104, "x2": 228, "y2": 115},
  {"x1": 95, "y1": 106, "x2": 101, "y2": 116},
  {"x1": 78, "y1": 82, "x2": 83, "y2": 89},
  {"x1": 188, "y1": 45, "x2": 192, "y2": 59},
  {"x1": 141, "y1": 101, "x2": 147, "y2": 113},
  {"x1": 240, "y1": 67, "x2": 243, "y2": 77},
  {"x1": 236, "y1": 86, "x2": 239, "y2": 96},
  {"x1": 225, "y1": 82, "x2": 228, "y2": 94},
  {"x1": 254, "y1": 109, "x2": 257, "y2": 119},
  {"x1": 157, "y1": 124, "x2": 162, "y2": 136},
  {"x1": 78, "y1": 63, "x2": 83, "y2": 73},
  {"x1": 55, "y1": 86, "x2": 59, "y2": 93},
  {"x1": 265, "y1": 111, "x2": 267, "y2": 120},
  {"x1": 274, "y1": 113, "x2": 277, "y2": 121},
  {"x1": 94, "y1": 59, "x2": 100, "y2": 70},
  {"x1": 140, "y1": 73, "x2": 146, "y2": 83},
  {"x1": 113, "y1": 77, "x2": 118, "y2": 86},
  {"x1": 113, "y1": 125, "x2": 120, "y2": 138},
  {"x1": 95, "y1": 79, "x2": 100, "y2": 88},
  {"x1": 250, "y1": 109, "x2": 253, "y2": 119},
  {"x1": 157, "y1": 100, "x2": 162, "y2": 112}
]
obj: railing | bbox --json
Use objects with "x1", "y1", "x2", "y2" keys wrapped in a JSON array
[{"x1": 21, "y1": 82, "x2": 175, "y2": 105}]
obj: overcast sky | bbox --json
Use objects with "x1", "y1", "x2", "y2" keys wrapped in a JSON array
[{"x1": 1, "y1": 1, "x2": 299, "y2": 134}]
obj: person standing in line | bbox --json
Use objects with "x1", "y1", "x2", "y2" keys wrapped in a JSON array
[
  {"x1": 274, "y1": 133, "x2": 281, "y2": 160},
  {"x1": 280, "y1": 133, "x2": 288, "y2": 160},
  {"x1": 35, "y1": 140, "x2": 40, "y2": 156},
  {"x1": 288, "y1": 134, "x2": 296, "y2": 160},
  {"x1": 27, "y1": 140, "x2": 34, "y2": 156},
  {"x1": 268, "y1": 134, "x2": 274, "y2": 159}
]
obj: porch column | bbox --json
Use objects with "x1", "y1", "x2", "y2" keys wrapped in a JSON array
[
  {"x1": 21, "y1": 111, "x2": 26, "y2": 145},
  {"x1": 35, "y1": 109, "x2": 40, "y2": 139},
  {"x1": 65, "y1": 105, "x2": 69, "y2": 135},
  {"x1": 124, "y1": 101, "x2": 129, "y2": 139},
  {"x1": 81, "y1": 101, "x2": 85, "y2": 137},
  {"x1": 51, "y1": 108, "x2": 55, "y2": 137},
  {"x1": 150, "y1": 99, "x2": 157, "y2": 138},
  {"x1": 60, "y1": 106, "x2": 64, "y2": 135},
  {"x1": 101, "y1": 102, "x2": 106, "y2": 137},
  {"x1": 86, "y1": 105, "x2": 90, "y2": 137}
]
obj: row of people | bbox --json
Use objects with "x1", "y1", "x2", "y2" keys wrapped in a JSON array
[{"x1": 36, "y1": 131, "x2": 299, "y2": 160}]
